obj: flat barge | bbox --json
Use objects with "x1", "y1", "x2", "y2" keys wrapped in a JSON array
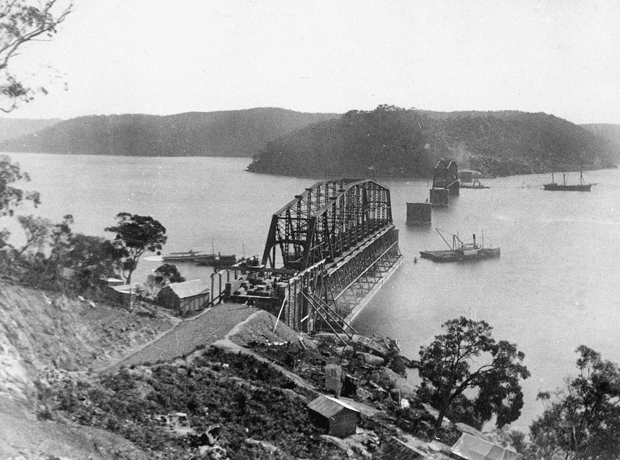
[
  {"x1": 420, "y1": 247, "x2": 500, "y2": 262},
  {"x1": 163, "y1": 250, "x2": 236, "y2": 266}
]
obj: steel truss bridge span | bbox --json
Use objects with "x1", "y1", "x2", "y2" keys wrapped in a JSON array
[
  {"x1": 262, "y1": 179, "x2": 394, "y2": 272},
  {"x1": 261, "y1": 179, "x2": 402, "y2": 335}
]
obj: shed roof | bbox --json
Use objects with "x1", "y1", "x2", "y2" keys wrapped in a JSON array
[
  {"x1": 451, "y1": 433, "x2": 522, "y2": 460},
  {"x1": 165, "y1": 280, "x2": 209, "y2": 299},
  {"x1": 307, "y1": 395, "x2": 360, "y2": 418},
  {"x1": 377, "y1": 437, "x2": 425, "y2": 460},
  {"x1": 455, "y1": 422, "x2": 492, "y2": 442}
]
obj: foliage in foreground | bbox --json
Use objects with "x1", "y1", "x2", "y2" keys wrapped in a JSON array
[
  {"x1": 417, "y1": 316, "x2": 530, "y2": 431},
  {"x1": 528, "y1": 346, "x2": 620, "y2": 460},
  {"x1": 0, "y1": 0, "x2": 72, "y2": 112},
  {"x1": 42, "y1": 348, "x2": 347, "y2": 459}
]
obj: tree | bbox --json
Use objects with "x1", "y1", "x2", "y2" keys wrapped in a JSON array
[
  {"x1": 0, "y1": 155, "x2": 40, "y2": 218},
  {"x1": 1, "y1": 0, "x2": 72, "y2": 112},
  {"x1": 11, "y1": 214, "x2": 52, "y2": 263},
  {"x1": 154, "y1": 263, "x2": 185, "y2": 284},
  {"x1": 60, "y1": 233, "x2": 121, "y2": 291},
  {"x1": 418, "y1": 316, "x2": 530, "y2": 431},
  {"x1": 104, "y1": 213, "x2": 167, "y2": 284},
  {"x1": 529, "y1": 346, "x2": 620, "y2": 460}
]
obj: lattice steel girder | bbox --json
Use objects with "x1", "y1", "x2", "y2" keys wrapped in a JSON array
[
  {"x1": 262, "y1": 179, "x2": 394, "y2": 271},
  {"x1": 278, "y1": 226, "x2": 401, "y2": 333}
]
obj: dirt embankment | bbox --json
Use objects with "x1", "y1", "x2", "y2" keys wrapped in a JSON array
[
  {"x1": 0, "y1": 282, "x2": 444, "y2": 460},
  {"x1": 0, "y1": 282, "x2": 176, "y2": 459}
]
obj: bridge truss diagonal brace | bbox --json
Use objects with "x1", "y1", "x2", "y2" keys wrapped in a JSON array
[{"x1": 277, "y1": 225, "x2": 401, "y2": 335}]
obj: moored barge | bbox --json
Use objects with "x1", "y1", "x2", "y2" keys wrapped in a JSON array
[{"x1": 420, "y1": 230, "x2": 500, "y2": 263}]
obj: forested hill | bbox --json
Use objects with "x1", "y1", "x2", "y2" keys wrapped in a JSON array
[
  {"x1": 0, "y1": 108, "x2": 339, "y2": 157},
  {"x1": 0, "y1": 118, "x2": 61, "y2": 143},
  {"x1": 247, "y1": 106, "x2": 620, "y2": 177},
  {"x1": 581, "y1": 123, "x2": 620, "y2": 147}
]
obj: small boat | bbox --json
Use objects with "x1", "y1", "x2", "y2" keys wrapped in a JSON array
[
  {"x1": 195, "y1": 253, "x2": 237, "y2": 267},
  {"x1": 162, "y1": 250, "x2": 208, "y2": 262},
  {"x1": 420, "y1": 229, "x2": 500, "y2": 263},
  {"x1": 544, "y1": 169, "x2": 592, "y2": 192},
  {"x1": 460, "y1": 178, "x2": 489, "y2": 189}
]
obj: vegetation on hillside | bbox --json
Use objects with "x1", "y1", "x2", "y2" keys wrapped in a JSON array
[
  {"x1": 0, "y1": 108, "x2": 339, "y2": 157},
  {"x1": 529, "y1": 346, "x2": 620, "y2": 459},
  {"x1": 581, "y1": 123, "x2": 620, "y2": 147},
  {"x1": 248, "y1": 105, "x2": 619, "y2": 177},
  {"x1": 0, "y1": 117, "x2": 61, "y2": 142},
  {"x1": 418, "y1": 317, "x2": 530, "y2": 431}
]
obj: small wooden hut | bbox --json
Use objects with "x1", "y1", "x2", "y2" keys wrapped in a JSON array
[
  {"x1": 106, "y1": 283, "x2": 138, "y2": 308},
  {"x1": 307, "y1": 395, "x2": 359, "y2": 438},
  {"x1": 156, "y1": 279, "x2": 210, "y2": 314}
]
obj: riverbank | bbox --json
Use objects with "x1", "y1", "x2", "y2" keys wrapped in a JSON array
[{"x1": 0, "y1": 281, "x2": 469, "y2": 459}]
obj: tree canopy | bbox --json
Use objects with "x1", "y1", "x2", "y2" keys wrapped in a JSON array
[
  {"x1": 1, "y1": 0, "x2": 72, "y2": 112},
  {"x1": 529, "y1": 346, "x2": 620, "y2": 460},
  {"x1": 104, "y1": 213, "x2": 167, "y2": 284},
  {"x1": 418, "y1": 316, "x2": 530, "y2": 431},
  {"x1": 154, "y1": 263, "x2": 185, "y2": 284},
  {"x1": 0, "y1": 155, "x2": 40, "y2": 218}
]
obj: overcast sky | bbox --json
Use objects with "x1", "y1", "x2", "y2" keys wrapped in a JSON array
[{"x1": 6, "y1": 0, "x2": 620, "y2": 124}]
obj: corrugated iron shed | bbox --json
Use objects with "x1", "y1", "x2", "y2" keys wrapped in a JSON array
[
  {"x1": 166, "y1": 280, "x2": 209, "y2": 299},
  {"x1": 451, "y1": 433, "x2": 522, "y2": 460},
  {"x1": 307, "y1": 394, "x2": 360, "y2": 437},
  {"x1": 307, "y1": 395, "x2": 359, "y2": 418}
]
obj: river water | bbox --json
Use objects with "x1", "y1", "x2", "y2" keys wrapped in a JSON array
[{"x1": 6, "y1": 152, "x2": 620, "y2": 431}]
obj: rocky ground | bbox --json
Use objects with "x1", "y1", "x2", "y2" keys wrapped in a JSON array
[
  {"x1": 0, "y1": 281, "x2": 465, "y2": 459},
  {"x1": 0, "y1": 283, "x2": 176, "y2": 459}
]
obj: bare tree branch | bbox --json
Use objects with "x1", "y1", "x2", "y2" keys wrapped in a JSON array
[{"x1": 0, "y1": 0, "x2": 72, "y2": 112}]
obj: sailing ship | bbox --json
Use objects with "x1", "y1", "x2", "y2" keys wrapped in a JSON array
[
  {"x1": 420, "y1": 229, "x2": 500, "y2": 263},
  {"x1": 544, "y1": 168, "x2": 592, "y2": 192}
]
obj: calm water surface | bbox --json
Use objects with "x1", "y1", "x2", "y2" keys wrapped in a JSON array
[{"x1": 8, "y1": 152, "x2": 620, "y2": 430}]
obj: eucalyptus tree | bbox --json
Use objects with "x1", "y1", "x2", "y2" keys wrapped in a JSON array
[
  {"x1": 105, "y1": 213, "x2": 167, "y2": 284},
  {"x1": 1, "y1": 0, "x2": 72, "y2": 112},
  {"x1": 418, "y1": 316, "x2": 530, "y2": 431},
  {"x1": 530, "y1": 346, "x2": 620, "y2": 460}
]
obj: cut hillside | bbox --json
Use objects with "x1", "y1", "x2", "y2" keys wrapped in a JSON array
[
  {"x1": 0, "y1": 108, "x2": 340, "y2": 157},
  {"x1": 0, "y1": 281, "x2": 520, "y2": 459},
  {"x1": 0, "y1": 282, "x2": 176, "y2": 459},
  {"x1": 248, "y1": 105, "x2": 620, "y2": 177}
]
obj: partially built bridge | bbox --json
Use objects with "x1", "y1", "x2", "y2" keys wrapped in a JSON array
[{"x1": 214, "y1": 179, "x2": 402, "y2": 336}]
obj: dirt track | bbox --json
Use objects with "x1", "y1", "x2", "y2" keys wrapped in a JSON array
[{"x1": 106, "y1": 303, "x2": 259, "y2": 370}]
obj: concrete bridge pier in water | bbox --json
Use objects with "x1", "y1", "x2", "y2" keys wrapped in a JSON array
[{"x1": 210, "y1": 179, "x2": 402, "y2": 336}]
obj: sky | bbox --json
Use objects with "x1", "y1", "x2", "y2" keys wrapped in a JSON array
[{"x1": 5, "y1": 0, "x2": 620, "y2": 124}]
